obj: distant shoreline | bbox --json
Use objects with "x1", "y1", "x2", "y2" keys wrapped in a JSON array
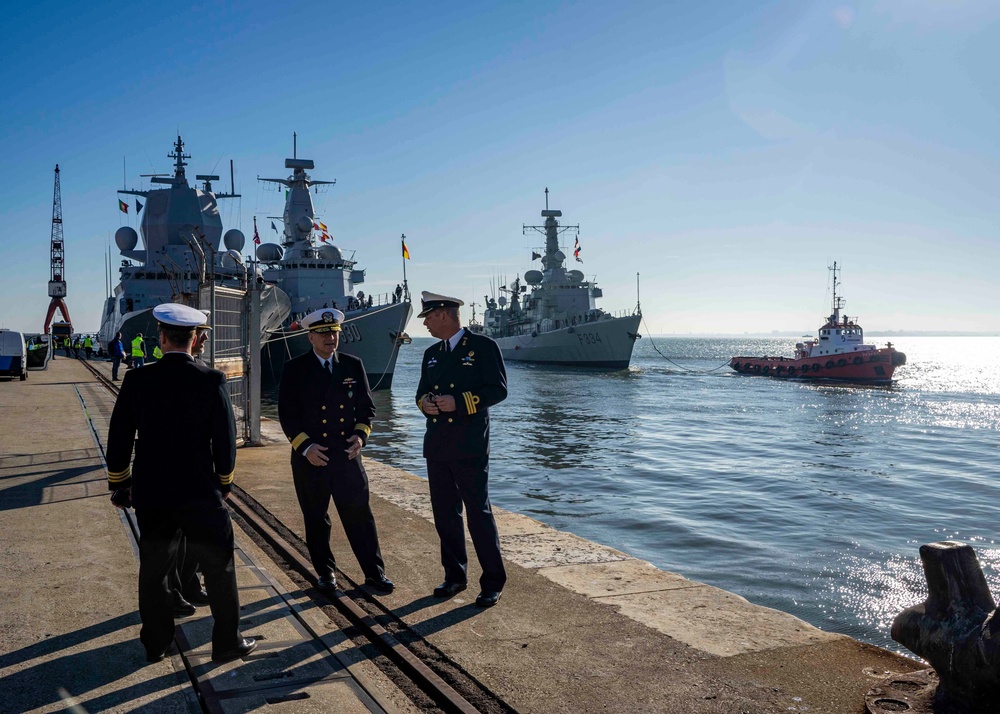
[{"x1": 651, "y1": 332, "x2": 1000, "y2": 338}]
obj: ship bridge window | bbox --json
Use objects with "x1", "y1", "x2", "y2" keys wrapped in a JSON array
[{"x1": 836, "y1": 329, "x2": 841, "y2": 335}]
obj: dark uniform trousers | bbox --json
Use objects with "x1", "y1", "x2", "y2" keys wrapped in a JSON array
[
  {"x1": 279, "y1": 350, "x2": 385, "y2": 583},
  {"x1": 291, "y1": 454, "x2": 386, "y2": 581},
  {"x1": 427, "y1": 455, "x2": 506, "y2": 591},
  {"x1": 417, "y1": 329, "x2": 508, "y2": 592},
  {"x1": 136, "y1": 505, "x2": 240, "y2": 655}
]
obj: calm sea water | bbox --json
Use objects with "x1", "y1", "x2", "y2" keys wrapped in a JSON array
[{"x1": 266, "y1": 335, "x2": 1000, "y2": 654}]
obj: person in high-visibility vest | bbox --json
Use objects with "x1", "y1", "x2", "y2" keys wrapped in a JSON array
[
  {"x1": 84, "y1": 335, "x2": 94, "y2": 360},
  {"x1": 153, "y1": 345, "x2": 163, "y2": 360},
  {"x1": 63, "y1": 336, "x2": 72, "y2": 358},
  {"x1": 131, "y1": 333, "x2": 146, "y2": 369}
]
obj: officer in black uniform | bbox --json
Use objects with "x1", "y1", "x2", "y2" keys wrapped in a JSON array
[
  {"x1": 106, "y1": 303, "x2": 255, "y2": 663},
  {"x1": 278, "y1": 308, "x2": 394, "y2": 595},
  {"x1": 415, "y1": 291, "x2": 508, "y2": 607}
]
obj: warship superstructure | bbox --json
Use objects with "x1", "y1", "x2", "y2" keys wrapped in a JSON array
[
  {"x1": 99, "y1": 136, "x2": 289, "y2": 351},
  {"x1": 478, "y1": 191, "x2": 641, "y2": 368},
  {"x1": 255, "y1": 148, "x2": 412, "y2": 389}
]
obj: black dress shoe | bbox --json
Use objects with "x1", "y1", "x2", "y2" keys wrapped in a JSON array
[
  {"x1": 475, "y1": 590, "x2": 502, "y2": 608},
  {"x1": 316, "y1": 574, "x2": 337, "y2": 592},
  {"x1": 364, "y1": 576, "x2": 395, "y2": 594},
  {"x1": 433, "y1": 581, "x2": 467, "y2": 598},
  {"x1": 211, "y1": 637, "x2": 257, "y2": 662},
  {"x1": 172, "y1": 599, "x2": 197, "y2": 617},
  {"x1": 183, "y1": 589, "x2": 210, "y2": 606},
  {"x1": 146, "y1": 649, "x2": 168, "y2": 663}
]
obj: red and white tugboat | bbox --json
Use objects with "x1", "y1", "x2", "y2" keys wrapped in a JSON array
[{"x1": 729, "y1": 263, "x2": 906, "y2": 383}]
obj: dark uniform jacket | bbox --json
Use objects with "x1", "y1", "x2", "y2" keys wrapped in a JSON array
[
  {"x1": 415, "y1": 329, "x2": 507, "y2": 460},
  {"x1": 278, "y1": 351, "x2": 375, "y2": 462},
  {"x1": 106, "y1": 352, "x2": 237, "y2": 509}
]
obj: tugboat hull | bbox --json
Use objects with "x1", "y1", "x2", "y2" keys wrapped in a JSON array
[
  {"x1": 730, "y1": 348, "x2": 906, "y2": 383},
  {"x1": 496, "y1": 314, "x2": 641, "y2": 368}
]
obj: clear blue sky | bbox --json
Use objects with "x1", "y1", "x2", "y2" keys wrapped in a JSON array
[{"x1": 2, "y1": 0, "x2": 998, "y2": 338}]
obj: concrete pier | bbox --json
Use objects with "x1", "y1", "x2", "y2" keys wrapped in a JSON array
[{"x1": 0, "y1": 358, "x2": 922, "y2": 712}]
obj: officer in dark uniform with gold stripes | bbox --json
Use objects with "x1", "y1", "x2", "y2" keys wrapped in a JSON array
[
  {"x1": 415, "y1": 292, "x2": 508, "y2": 607},
  {"x1": 106, "y1": 303, "x2": 255, "y2": 663},
  {"x1": 278, "y1": 308, "x2": 394, "y2": 594}
]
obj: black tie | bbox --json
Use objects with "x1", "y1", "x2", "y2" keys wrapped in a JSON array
[{"x1": 323, "y1": 359, "x2": 332, "y2": 374}]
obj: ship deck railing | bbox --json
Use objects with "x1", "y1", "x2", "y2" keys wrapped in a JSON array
[{"x1": 490, "y1": 308, "x2": 639, "y2": 338}]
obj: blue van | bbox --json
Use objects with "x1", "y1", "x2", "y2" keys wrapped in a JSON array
[{"x1": 0, "y1": 330, "x2": 28, "y2": 381}]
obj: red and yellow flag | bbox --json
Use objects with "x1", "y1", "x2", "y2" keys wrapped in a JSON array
[{"x1": 402, "y1": 238, "x2": 411, "y2": 260}]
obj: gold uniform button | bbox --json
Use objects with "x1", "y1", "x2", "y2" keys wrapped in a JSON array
[
  {"x1": 321, "y1": 406, "x2": 326, "y2": 411},
  {"x1": 322, "y1": 433, "x2": 328, "y2": 438},
  {"x1": 448, "y1": 418, "x2": 453, "y2": 423},
  {"x1": 340, "y1": 431, "x2": 345, "y2": 436},
  {"x1": 339, "y1": 418, "x2": 345, "y2": 423},
  {"x1": 450, "y1": 383, "x2": 454, "y2": 388},
  {"x1": 339, "y1": 405, "x2": 344, "y2": 409},
  {"x1": 322, "y1": 419, "x2": 327, "y2": 424},
  {"x1": 432, "y1": 418, "x2": 437, "y2": 423},
  {"x1": 434, "y1": 385, "x2": 439, "y2": 390}
]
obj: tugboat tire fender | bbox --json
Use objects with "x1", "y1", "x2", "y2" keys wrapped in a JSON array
[
  {"x1": 813, "y1": 363, "x2": 822, "y2": 371},
  {"x1": 837, "y1": 358, "x2": 847, "y2": 367},
  {"x1": 762, "y1": 366, "x2": 770, "y2": 375},
  {"x1": 787, "y1": 366, "x2": 797, "y2": 376},
  {"x1": 732, "y1": 361, "x2": 741, "y2": 370},
  {"x1": 825, "y1": 360, "x2": 835, "y2": 369},
  {"x1": 800, "y1": 364, "x2": 809, "y2": 373},
  {"x1": 853, "y1": 356, "x2": 863, "y2": 365},
  {"x1": 753, "y1": 364, "x2": 761, "y2": 373}
]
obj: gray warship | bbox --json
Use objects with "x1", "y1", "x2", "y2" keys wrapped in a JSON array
[
  {"x1": 477, "y1": 191, "x2": 641, "y2": 368},
  {"x1": 255, "y1": 146, "x2": 412, "y2": 390},
  {"x1": 98, "y1": 136, "x2": 289, "y2": 352}
]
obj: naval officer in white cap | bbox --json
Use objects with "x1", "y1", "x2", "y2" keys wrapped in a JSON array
[
  {"x1": 277, "y1": 308, "x2": 394, "y2": 595},
  {"x1": 416, "y1": 291, "x2": 508, "y2": 607},
  {"x1": 106, "y1": 302, "x2": 255, "y2": 663}
]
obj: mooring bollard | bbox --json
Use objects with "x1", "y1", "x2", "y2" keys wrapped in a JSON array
[{"x1": 891, "y1": 541, "x2": 1000, "y2": 711}]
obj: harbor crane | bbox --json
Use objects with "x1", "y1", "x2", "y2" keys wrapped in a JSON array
[{"x1": 43, "y1": 164, "x2": 73, "y2": 335}]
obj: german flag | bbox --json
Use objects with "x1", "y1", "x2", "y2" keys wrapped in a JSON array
[{"x1": 402, "y1": 237, "x2": 411, "y2": 260}]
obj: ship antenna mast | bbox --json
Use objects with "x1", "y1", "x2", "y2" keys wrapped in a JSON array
[
  {"x1": 43, "y1": 164, "x2": 73, "y2": 334},
  {"x1": 829, "y1": 260, "x2": 844, "y2": 323}
]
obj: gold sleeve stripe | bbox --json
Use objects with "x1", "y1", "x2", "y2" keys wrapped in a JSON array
[
  {"x1": 219, "y1": 471, "x2": 235, "y2": 485},
  {"x1": 354, "y1": 423, "x2": 372, "y2": 438},
  {"x1": 107, "y1": 467, "x2": 131, "y2": 483},
  {"x1": 417, "y1": 394, "x2": 428, "y2": 413},
  {"x1": 291, "y1": 432, "x2": 309, "y2": 451},
  {"x1": 463, "y1": 391, "x2": 477, "y2": 415}
]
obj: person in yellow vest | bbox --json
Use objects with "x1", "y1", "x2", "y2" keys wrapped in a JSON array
[
  {"x1": 84, "y1": 335, "x2": 94, "y2": 360},
  {"x1": 63, "y1": 336, "x2": 72, "y2": 358},
  {"x1": 153, "y1": 344, "x2": 163, "y2": 361},
  {"x1": 131, "y1": 333, "x2": 147, "y2": 369}
]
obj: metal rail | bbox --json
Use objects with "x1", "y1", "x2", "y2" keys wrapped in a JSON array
[{"x1": 79, "y1": 358, "x2": 507, "y2": 714}]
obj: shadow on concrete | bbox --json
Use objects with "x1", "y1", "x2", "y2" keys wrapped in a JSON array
[
  {"x1": 1, "y1": 635, "x2": 190, "y2": 713},
  {"x1": 0, "y1": 448, "x2": 100, "y2": 471},
  {"x1": 0, "y1": 464, "x2": 105, "y2": 511}
]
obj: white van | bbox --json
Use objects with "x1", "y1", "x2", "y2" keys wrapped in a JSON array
[{"x1": 0, "y1": 330, "x2": 28, "y2": 381}]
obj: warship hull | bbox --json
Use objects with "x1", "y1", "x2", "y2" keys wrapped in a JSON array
[
  {"x1": 262, "y1": 301, "x2": 412, "y2": 390},
  {"x1": 493, "y1": 314, "x2": 641, "y2": 368}
]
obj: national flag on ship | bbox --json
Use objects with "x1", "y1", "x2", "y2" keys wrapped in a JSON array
[
  {"x1": 402, "y1": 237, "x2": 411, "y2": 260},
  {"x1": 118, "y1": 199, "x2": 128, "y2": 213},
  {"x1": 316, "y1": 220, "x2": 328, "y2": 232},
  {"x1": 320, "y1": 233, "x2": 330, "y2": 242},
  {"x1": 573, "y1": 237, "x2": 582, "y2": 262},
  {"x1": 532, "y1": 251, "x2": 541, "y2": 261},
  {"x1": 271, "y1": 221, "x2": 278, "y2": 232},
  {"x1": 135, "y1": 199, "x2": 144, "y2": 213},
  {"x1": 253, "y1": 217, "x2": 261, "y2": 245}
]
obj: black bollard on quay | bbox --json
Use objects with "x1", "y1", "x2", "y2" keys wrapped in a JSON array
[{"x1": 891, "y1": 541, "x2": 1000, "y2": 713}]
